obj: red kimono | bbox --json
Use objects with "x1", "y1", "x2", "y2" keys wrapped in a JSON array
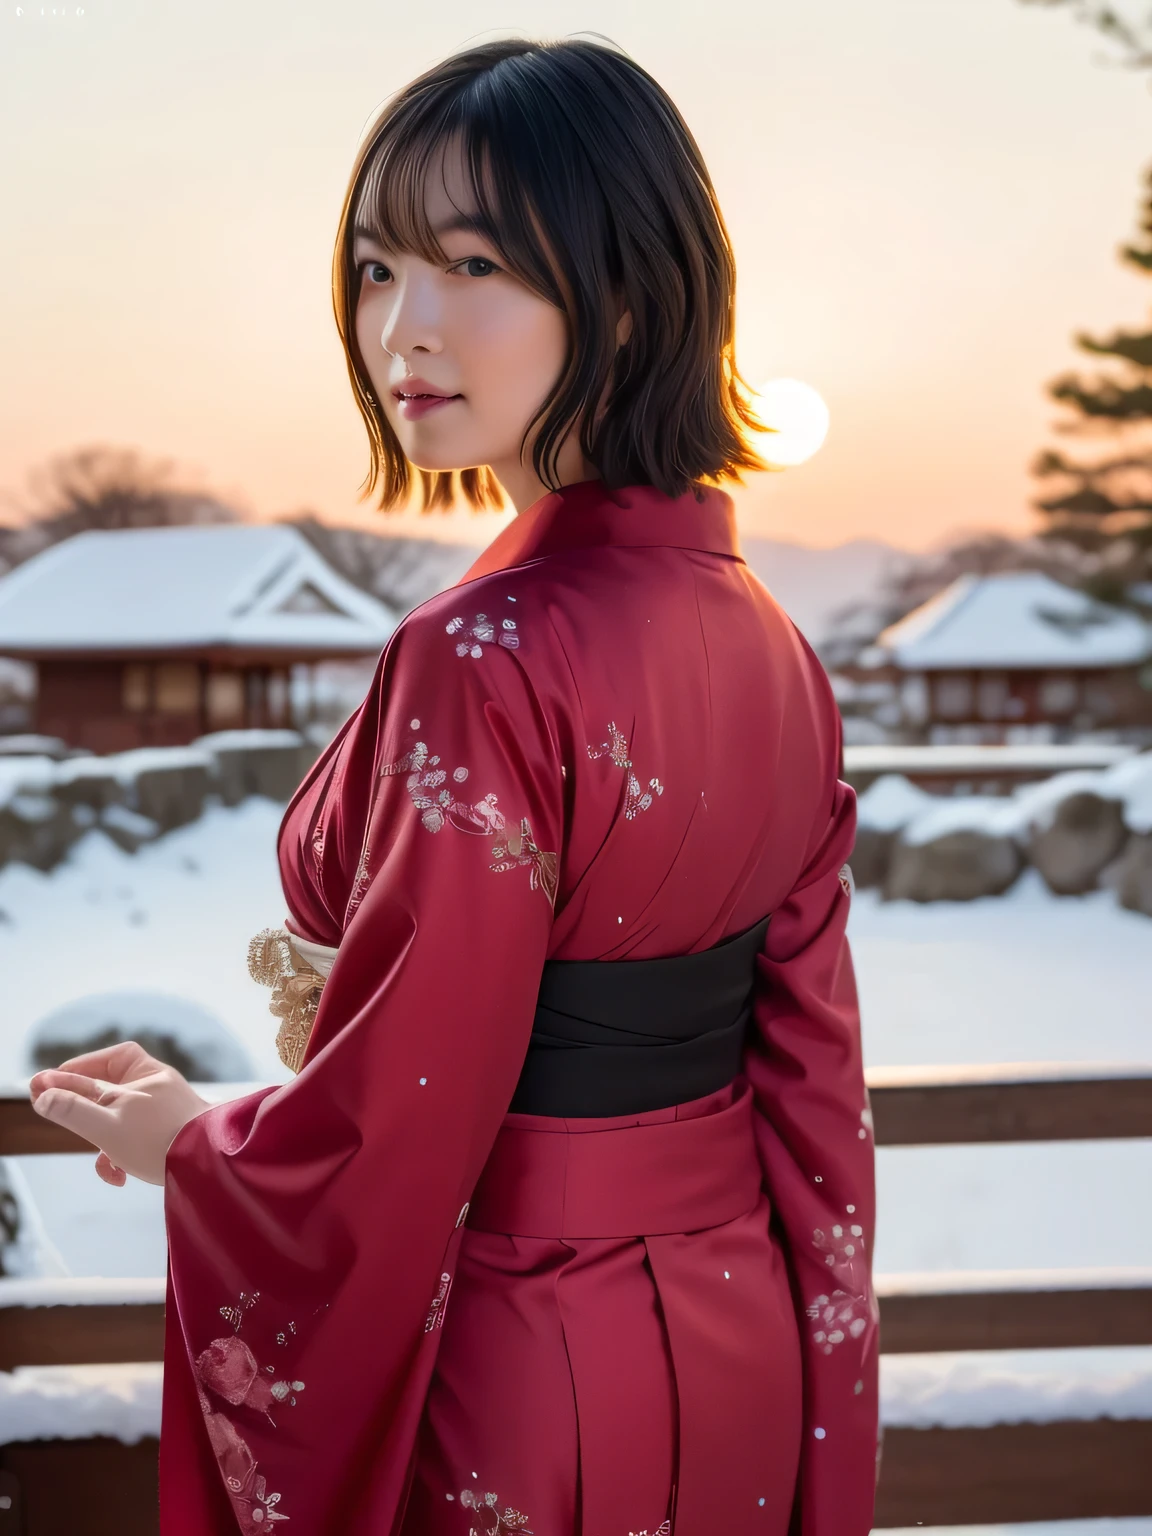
[{"x1": 161, "y1": 478, "x2": 879, "y2": 1536}]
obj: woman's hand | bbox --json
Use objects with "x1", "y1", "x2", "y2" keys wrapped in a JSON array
[{"x1": 28, "y1": 1041, "x2": 213, "y2": 1188}]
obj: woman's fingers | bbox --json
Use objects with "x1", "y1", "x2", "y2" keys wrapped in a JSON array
[
  {"x1": 53, "y1": 1040, "x2": 158, "y2": 1083},
  {"x1": 30, "y1": 1083, "x2": 122, "y2": 1147},
  {"x1": 30, "y1": 1070, "x2": 116, "y2": 1106},
  {"x1": 95, "y1": 1150, "x2": 126, "y2": 1187}
]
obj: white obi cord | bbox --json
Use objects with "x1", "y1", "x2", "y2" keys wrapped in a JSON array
[{"x1": 284, "y1": 925, "x2": 340, "y2": 979}]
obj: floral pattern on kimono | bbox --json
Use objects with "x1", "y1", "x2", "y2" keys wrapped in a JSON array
[
  {"x1": 586, "y1": 721, "x2": 665, "y2": 819},
  {"x1": 190, "y1": 1291, "x2": 318, "y2": 1532}
]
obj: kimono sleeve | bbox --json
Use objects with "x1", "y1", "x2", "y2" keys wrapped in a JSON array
[
  {"x1": 745, "y1": 772, "x2": 881, "y2": 1536},
  {"x1": 159, "y1": 612, "x2": 565, "y2": 1536}
]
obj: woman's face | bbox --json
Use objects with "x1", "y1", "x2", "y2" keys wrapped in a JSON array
[{"x1": 353, "y1": 142, "x2": 590, "y2": 511}]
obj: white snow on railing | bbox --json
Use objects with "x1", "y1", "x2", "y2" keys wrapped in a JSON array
[
  {"x1": 1, "y1": 1347, "x2": 1148, "y2": 1444},
  {"x1": 0, "y1": 1277, "x2": 165, "y2": 1308},
  {"x1": 864, "y1": 1060, "x2": 1152, "y2": 1088},
  {"x1": 0, "y1": 1362, "x2": 161, "y2": 1444},
  {"x1": 880, "y1": 1346, "x2": 1152, "y2": 1428},
  {"x1": 845, "y1": 744, "x2": 1139, "y2": 774},
  {"x1": 875, "y1": 1266, "x2": 1152, "y2": 1296}
]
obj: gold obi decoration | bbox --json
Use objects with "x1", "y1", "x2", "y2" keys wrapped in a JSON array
[{"x1": 247, "y1": 928, "x2": 327, "y2": 1075}]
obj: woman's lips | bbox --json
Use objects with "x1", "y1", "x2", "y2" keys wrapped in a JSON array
[{"x1": 395, "y1": 393, "x2": 462, "y2": 422}]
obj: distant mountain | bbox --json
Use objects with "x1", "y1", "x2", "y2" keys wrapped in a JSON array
[{"x1": 738, "y1": 536, "x2": 908, "y2": 643}]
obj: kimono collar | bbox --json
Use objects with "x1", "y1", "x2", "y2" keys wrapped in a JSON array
[{"x1": 455, "y1": 479, "x2": 744, "y2": 586}]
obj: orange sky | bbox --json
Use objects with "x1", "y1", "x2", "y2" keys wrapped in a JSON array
[{"x1": 1, "y1": 0, "x2": 1149, "y2": 552}]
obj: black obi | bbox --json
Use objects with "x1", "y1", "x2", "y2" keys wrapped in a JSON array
[{"x1": 509, "y1": 913, "x2": 772, "y2": 1118}]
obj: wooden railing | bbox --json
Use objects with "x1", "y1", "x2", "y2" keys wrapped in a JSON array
[{"x1": 0, "y1": 1064, "x2": 1148, "y2": 1532}]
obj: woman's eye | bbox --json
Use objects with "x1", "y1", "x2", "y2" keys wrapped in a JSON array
[
  {"x1": 358, "y1": 260, "x2": 392, "y2": 284},
  {"x1": 455, "y1": 257, "x2": 498, "y2": 278}
]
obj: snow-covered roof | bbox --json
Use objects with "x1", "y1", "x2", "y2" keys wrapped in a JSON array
[
  {"x1": 0, "y1": 525, "x2": 399, "y2": 657},
  {"x1": 863, "y1": 571, "x2": 1152, "y2": 671}
]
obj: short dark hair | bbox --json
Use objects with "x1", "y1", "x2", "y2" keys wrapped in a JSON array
[{"x1": 332, "y1": 36, "x2": 769, "y2": 513}]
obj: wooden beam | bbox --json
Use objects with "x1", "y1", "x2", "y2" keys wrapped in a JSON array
[
  {"x1": 874, "y1": 1418, "x2": 1152, "y2": 1526},
  {"x1": 0, "y1": 1303, "x2": 165, "y2": 1370},
  {"x1": 878, "y1": 1274, "x2": 1152, "y2": 1352},
  {"x1": 866, "y1": 1062, "x2": 1152, "y2": 1144},
  {"x1": 0, "y1": 1099, "x2": 95, "y2": 1157}
]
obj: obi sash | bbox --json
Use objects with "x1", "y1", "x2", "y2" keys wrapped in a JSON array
[{"x1": 508, "y1": 912, "x2": 771, "y2": 1117}]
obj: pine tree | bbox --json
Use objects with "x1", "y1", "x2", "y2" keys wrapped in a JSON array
[{"x1": 1030, "y1": 160, "x2": 1152, "y2": 600}]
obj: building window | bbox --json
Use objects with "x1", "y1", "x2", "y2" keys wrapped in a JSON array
[
  {"x1": 122, "y1": 664, "x2": 151, "y2": 713},
  {"x1": 206, "y1": 671, "x2": 245, "y2": 725},
  {"x1": 934, "y1": 675, "x2": 972, "y2": 719},
  {"x1": 1039, "y1": 674, "x2": 1078, "y2": 715},
  {"x1": 155, "y1": 663, "x2": 200, "y2": 715},
  {"x1": 976, "y1": 674, "x2": 1010, "y2": 720}
]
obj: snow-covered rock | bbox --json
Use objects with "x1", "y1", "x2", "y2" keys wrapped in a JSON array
[
  {"x1": 0, "y1": 792, "x2": 81, "y2": 873},
  {"x1": 194, "y1": 730, "x2": 317, "y2": 807},
  {"x1": 852, "y1": 774, "x2": 938, "y2": 889},
  {"x1": 1115, "y1": 834, "x2": 1152, "y2": 920},
  {"x1": 1027, "y1": 792, "x2": 1130, "y2": 896},
  {"x1": 886, "y1": 829, "x2": 1023, "y2": 903},
  {"x1": 96, "y1": 804, "x2": 160, "y2": 854}
]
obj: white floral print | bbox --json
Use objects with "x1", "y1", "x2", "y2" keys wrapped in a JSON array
[
  {"x1": 586, "y1": 721, "x2": 665, "y2": 820},
  {"x1": 458, "y1": 1487, "x2": 534, "y2": 1533},
  {"x1": 807, "y1": 1217, "x2": 876, "y2": 1356},
  {"x1": 446, "y1": 611, "x2": 520, "y2": 657}
]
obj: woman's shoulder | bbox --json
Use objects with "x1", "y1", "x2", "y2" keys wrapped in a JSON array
[{"x1": 386, "y1": 562, "x2": 563, "y2": 680}]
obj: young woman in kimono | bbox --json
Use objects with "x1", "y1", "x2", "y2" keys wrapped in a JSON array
[{"x1": 27, "y1": 36, "x2": 879, "y2": 1536}]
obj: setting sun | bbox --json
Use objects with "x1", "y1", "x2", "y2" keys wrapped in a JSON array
[{"x1": 748, "y1": 378, "x2": 831, "y2": 468}]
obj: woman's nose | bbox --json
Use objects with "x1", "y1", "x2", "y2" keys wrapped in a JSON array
[{"x1": 380, "y1": 274, "x2": 443, "y2": 359}]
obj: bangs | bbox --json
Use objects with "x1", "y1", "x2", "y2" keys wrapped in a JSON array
[{"x1": 349, "y1": 92, "x2": 562, "y2": 310}]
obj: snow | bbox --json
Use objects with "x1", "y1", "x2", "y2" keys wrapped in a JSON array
[
  {"x1": 866, "y1": 1061, "x2": 1152, "y2": 1088},
  {"x1": 844, "y1": 743, "x2": 1138, "y2": 776},
  {"x1": 0, "y1": 1361, "x2": 160, "y2": 1444},
  {"x1": 1098, "y1": 750, "x2": 1152, "y2": 834},
  {"x1": 850, "y1": 869, "x2": 1151, "y2": 1070},
  {"x1": 5, "y1": 1348, "x2": 1152, "y2": 1447},
  {"x1": 0, "y1": 756, "x2": 56, "y2": 808},
  {"x1": 877, "y1": 753, "x2": 1152, "y2": 844},
  {"x1": 856, "y1": 773, "x2": 936, "y2": 833},
  {"x1": 0, "y1": 1277, "x2": 165, "y2": 1307},
  {"x1": 101, "y1": 746, "x2": 214, "y2": 782},
  {"x1": 865, "y1": 571, "x2": 1152, "y2": 670},
  {"x1": 880, "y1": 1345, "x2": 1152, "y2": 1428},
  {"x1": 0, "y1": 524, "x2": 398, "y2": 654},
  {"x1": 901, "y1": 792, "x2": 1027, "y2": 846},
  {"x1": 875, "y1": 1267, "x2": 1152, "y2": 1296},
  {"x1": 98, "y1": 804, "x2": 158, "y2": 839},
  {"x1": 193, "y1": 728, "x2": 305, "y2": 750},
  {"x1": 0, "y1": 803, "x2": 292, "y2": 1087}
]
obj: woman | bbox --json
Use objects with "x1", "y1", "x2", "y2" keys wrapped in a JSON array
[{"x1": 28, "y1": 36, "x2": 879, "y2": 1536}]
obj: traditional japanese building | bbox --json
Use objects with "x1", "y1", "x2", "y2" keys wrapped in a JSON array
[
  {"x1": 856, "y1": 570, "x2": 1152, "y2": 743},
  {"x1": 0, "y1": 524, "x2": 399, "y2": 752}
]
